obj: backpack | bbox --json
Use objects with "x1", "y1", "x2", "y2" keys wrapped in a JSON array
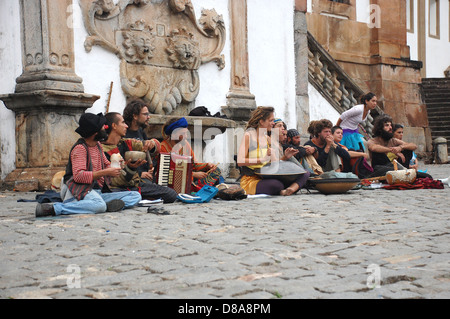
[{"x1": 352, "y1": 157, "x2": 374, "y2": 179}]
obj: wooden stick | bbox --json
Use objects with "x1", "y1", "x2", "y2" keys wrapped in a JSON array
[
  {"x1": 363, "y1": 176, "x2": 387, "y2": 182},
  {"x1": 106, "y1": 81, "x2": 114, "y2": 113},
  {"x1": 206, "y1": 164, "x2": 219, "y2": 175}
]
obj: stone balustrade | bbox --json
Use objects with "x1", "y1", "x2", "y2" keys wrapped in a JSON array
[{"x1": 307, "y1": 32, "x2": 379, "y2": 136}]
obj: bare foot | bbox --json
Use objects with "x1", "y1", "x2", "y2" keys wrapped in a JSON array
[{"x1": 280, "y1": 187, "x2": 296, "y2": 196}]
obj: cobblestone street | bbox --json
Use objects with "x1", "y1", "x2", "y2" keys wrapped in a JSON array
[{"x1": 1, "y1": 164, "x2": 449, "y2": 300}]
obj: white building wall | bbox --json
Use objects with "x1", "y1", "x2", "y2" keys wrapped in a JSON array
[
  {"x1": 406, "y1": 0, "x2": 450, "y2": 78},
  {"x1": 426, "y1": 0, "x2": 450, "y2": 77},
  {"x1": 0, "y1": 0, "x2": 21, "y2": 180}
]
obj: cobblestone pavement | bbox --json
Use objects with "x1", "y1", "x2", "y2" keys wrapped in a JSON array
[{"x1": 1, "y1": 164, "x2": 449, "y2": 300}]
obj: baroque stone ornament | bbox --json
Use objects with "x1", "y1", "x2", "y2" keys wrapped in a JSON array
[{"x1": 81, "y1": 0, "x2": 225, "y2": 115}]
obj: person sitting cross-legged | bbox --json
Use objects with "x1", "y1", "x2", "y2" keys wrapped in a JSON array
[
  {"x1": 35, "y1": 113, "x2": 142, "y2": 218},
  {"x1": 101, "y1": 112, "x2": 178, "y2": 204},
  {"x1": 367, "y1": 114, "x2": 419, "y2": 177},
  {"x1": 304, "y1": 119, "x2": 351, "y2": 173}
]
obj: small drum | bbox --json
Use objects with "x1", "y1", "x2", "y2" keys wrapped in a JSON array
[{"x1": 386, "y1": 169, "x2": 417, "y2": 185}]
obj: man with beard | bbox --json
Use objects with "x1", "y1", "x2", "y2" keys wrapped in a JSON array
[
  {"x1": 102, "y1": 112, "x2": 178, "y2": 204},
  {"x1": 123, "y1": 98, "x2": 159, "y2": 180},
  {"x1": 367, "y1": 114, "x2": 417, "y2": 171},
  {"x1": 35, "y1": 113, "x2": 142, "y2": 217}
]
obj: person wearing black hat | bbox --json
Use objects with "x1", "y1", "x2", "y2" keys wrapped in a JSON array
[
  {"x1": 35, "y1": 113, "x2": 142, "y2": 217},
  {"x1": 284, "y1": 129, "x2": 316, "y2": 159},
  {"x1": 282, "y1": 129, "x2": 323, "y2": 176}
]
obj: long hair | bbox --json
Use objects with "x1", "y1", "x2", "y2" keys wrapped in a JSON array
[
  {"x1": 123, "y1": 98, "x2": 147, "y2": 127},
  {"x1": 372, "y1": 114, "x2": 393, "y2": 137},
  {"x1": 245, "y1": 106, "x2": 275, "y2": 130}
]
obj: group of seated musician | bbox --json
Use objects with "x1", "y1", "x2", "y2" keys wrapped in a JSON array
[
  {"x1": 102, "y1": 99, "x2": 223, "y2": 201},
  {"x1": 236, "y1": 104, "x2": 434, "y2": 198},
  {"x1": 36, "y1": 97, "x2": 435, "y2": 218}
]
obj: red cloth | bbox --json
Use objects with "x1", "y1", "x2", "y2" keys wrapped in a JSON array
[{"x1": 383, "y1": 178, "x2": 444, "y2": 190}]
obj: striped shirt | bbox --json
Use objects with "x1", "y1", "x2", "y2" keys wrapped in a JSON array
[{"x1": 71, "y1": 142, "x2": 110, "y2": 187}]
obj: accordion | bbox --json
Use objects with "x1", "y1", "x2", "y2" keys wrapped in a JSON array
[{"x1": 155, "y1": 152, "x2": 193, "y2": 194}]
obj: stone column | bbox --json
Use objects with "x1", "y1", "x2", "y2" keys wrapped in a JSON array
[
  {"x1": 222, "y1": 0, "x2": 257, "y2": 122},
  {"x1": 294, "y1": 0, "x2": 310, "y2": 136},
  {"x1": 0, "y1": 0, "x2": 99, "y2": 191}
]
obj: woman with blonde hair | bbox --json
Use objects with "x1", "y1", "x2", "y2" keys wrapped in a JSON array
[{"x1": 237, "y1": 107, "x2": 310, "y2": 196}]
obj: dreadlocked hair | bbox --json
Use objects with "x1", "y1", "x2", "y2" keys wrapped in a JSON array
[{"x1": 245, "y1": 106, "x2": 275, "y2": 130}]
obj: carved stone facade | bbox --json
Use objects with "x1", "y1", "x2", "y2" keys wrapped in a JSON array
[{"x1": 81, "y1": 0, "x2": 226, "y2": 116}]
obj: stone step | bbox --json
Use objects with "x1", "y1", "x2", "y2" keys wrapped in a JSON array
[
  {"x1": 429, "y1": 131, "x2": 450, "y2": 138},
  {"x1": 422, "y1": 78, "x2": 450, "y2": 85},
  {"x1": 422, "y1": 92, "x2": 450, "y2": 98},
  {"x1": 428, "y1": 120, "x2": 450, "y2": 127},
  {"x1": 425, "y1": 104, "x2": 450, "y2": 112},
  {"x1": 424, "y1": 100, "x2": 450, "y2": 106},
  {"x1": 421, "y1": 84, "x2": 450, "y2": 90},
  {"x1": 423, "y1": 91, "x2": 450, "y2": 97}
]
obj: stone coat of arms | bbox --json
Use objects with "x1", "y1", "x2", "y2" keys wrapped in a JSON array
[{"x1": 81, "y1": 0, "x2": 226, "y2": 115}]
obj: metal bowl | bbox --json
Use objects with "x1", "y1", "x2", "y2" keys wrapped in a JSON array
[
  {"x1": 255, "y1": 161, "x2": 306, "y2": 185},
  {"x1": 309, "y1": 178, "x2": 360, "y2": 195},
  {"x1": 124, "y1": 151, "x2": 146, "y2": 162}
]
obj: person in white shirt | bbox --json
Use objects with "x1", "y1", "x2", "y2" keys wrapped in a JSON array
[{"x1": 336, "y1": 92, "x2": 378, "y2": 152}]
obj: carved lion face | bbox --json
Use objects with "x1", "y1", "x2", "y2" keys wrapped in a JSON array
[
  {"x1": 123, "y1": 31, "x2": 155, "y2": 64},
  {"x1": 167, "y1": 37, "x2": 200, "y2": 70}
]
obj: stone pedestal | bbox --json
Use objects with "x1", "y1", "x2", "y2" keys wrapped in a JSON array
[
  {"x1": 222, "y1": 0, "x2": 256, "y2": 122},
  {"x1": 433, "y1": 137, "x2": 449, "y2": 164},
  {"x1": 0, "y1": 0, "x2": 99, "y2": 191}
]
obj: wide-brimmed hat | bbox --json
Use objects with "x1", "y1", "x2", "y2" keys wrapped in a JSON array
[{"x1": 75, "y1": 113, "x2": 106, "y2": 138}]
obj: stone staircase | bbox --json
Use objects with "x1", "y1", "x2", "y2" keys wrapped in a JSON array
[
  {"x1": 307, "y1": 32, "x2": 383, "y2": 136},
  {"x1": 422, "y1": 78, "x2": 450, "y2": 154}
]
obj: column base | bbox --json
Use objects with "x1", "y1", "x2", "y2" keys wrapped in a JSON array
[
  {"x1": 222, "y1": 92, "x2": 257, "y2": 121},
  {"x1": 3, "y1": 167, "x2": 66, "y2": 192}
]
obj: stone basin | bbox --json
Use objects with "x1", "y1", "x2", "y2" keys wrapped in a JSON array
[{"x1": 144, "y1": 115, "x2": 237, "y2": 142}]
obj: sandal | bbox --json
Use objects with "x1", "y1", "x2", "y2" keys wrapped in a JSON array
[{"x1": 147, "y1": 206, "x2": 170, "y2": 215}]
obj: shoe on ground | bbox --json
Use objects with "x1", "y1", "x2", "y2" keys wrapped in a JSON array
[
  {"x1": 147, "y1": 206, "x2": 170, "y2": 215},
  {"x1": 35, "y1": 203, "x2": 55, "y2": 218},
  {"x1": 106, "y1": 199, "x2": 125, "y2": 212}
]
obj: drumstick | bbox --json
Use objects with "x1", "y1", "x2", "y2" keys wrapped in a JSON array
[
  {"x1": 106, "y1": 81, "x2": 113, "y2": 113},
  {"x1": 206, "y1": 164, "x2": 218, "y2": 174},
  {"x1": 363, "y1": 176, "x2": 387, "y2": 182}
]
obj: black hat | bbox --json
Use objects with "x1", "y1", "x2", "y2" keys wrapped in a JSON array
[
  {"x1": 287, "y1": 129, "x2": 300, "y2": 138},
  {"x1": 75, "y1": 113, "x2": 106, "y2": 138}
]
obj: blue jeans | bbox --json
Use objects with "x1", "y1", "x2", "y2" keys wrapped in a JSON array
[{"x1": 53, "y1": 189, "x2": 141, "y2": 216}]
